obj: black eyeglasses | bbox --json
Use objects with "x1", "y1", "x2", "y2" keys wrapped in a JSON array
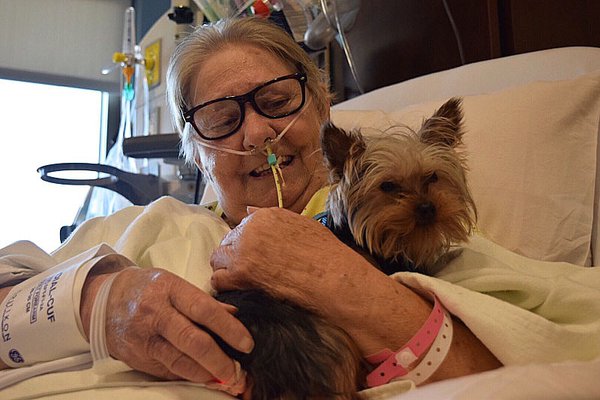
[{"x1": 183, "y1": 72, "x2": 307, "y2": 141}]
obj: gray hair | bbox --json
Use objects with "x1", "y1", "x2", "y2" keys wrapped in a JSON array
[{"x1": 166, "y1": 17, "x2": 331, "y2": 164}]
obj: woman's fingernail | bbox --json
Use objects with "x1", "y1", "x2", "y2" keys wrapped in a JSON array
[
  {"x1": 219, "y1": 302, "x2": 238, "y2": 314},
  {"x1": 246, "y1": 206, "x2": 259, "y2": 214},
  {"x1": 205, "y1": 363, "x2": 247, "y2": 396},
  {"x1": 239, "y1": 336, "x2": 254, "y2": 353}
]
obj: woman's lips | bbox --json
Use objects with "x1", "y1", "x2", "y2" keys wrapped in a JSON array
[{"x1": 250, "y1": 155, "x2": 293, "y2": 177}]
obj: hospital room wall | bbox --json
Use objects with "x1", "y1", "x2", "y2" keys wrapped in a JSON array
[
  {"x1": 0, "y1": 0, "x2": 129, "y2": 92},
  {"x1": 331, "y1": 0, "x2": 600, "y2": 99},
  {"x1": 132, "y1": 0, "x2": 170, "y2": 44},
  {"x1": 497, "y1": 0, "x2": 600, "y2": 55}
]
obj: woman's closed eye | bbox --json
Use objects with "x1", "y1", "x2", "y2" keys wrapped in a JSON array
[
  {"x1": 259, "y1": 95, "x2": 293, "y2": 113},
  {"x1": 200, "y1": 112, "x2": 239, "y2": 132}
]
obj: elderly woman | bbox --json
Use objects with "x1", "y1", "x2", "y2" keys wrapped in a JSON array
[
  {"x1": 168, "y1": 15, "x2": 501, "y2": 381},
  {"x1": 0, "y1": 17, "x2": 501, "y2": 396}
]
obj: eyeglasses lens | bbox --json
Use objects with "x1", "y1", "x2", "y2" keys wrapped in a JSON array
[
  {"x1": 194, "y1": 101, "x2": 241, "y2": 138},
  {"x1": 255, "y1": 78, "x2": 303, "y2": 118}
]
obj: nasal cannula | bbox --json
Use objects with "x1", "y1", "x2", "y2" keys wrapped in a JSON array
[{"x1": 190, "y1": 98, "x2": 311, "y2": 208}]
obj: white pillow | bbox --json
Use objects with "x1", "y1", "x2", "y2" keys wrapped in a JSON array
[{"x1": 331, "y1": 70, "x2": 600, "y2": 266}]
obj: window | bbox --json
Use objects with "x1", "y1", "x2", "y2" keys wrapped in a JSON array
[{"x1": 0, "y1": 79, "x2": 105, "y2": 252}]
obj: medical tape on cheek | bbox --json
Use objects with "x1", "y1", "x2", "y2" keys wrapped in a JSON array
[{"x1": 0, "y1": 245, "x2": 134, "y2": 368}]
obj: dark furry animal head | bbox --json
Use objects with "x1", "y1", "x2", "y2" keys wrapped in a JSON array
[{"x1": 212, "y1": 290, "x2": 367, "y2": 399}]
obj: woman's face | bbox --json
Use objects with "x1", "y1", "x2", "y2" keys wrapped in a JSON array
[{"x1": 190, "y1": 44, "x2": 328, "y2": 225}]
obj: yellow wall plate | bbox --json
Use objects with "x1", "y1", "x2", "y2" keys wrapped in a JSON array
[{"x1": 145, "y1": 39, "x2": 161, "y2": 88}]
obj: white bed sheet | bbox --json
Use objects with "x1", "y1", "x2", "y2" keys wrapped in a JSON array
[
  {"x1": 385, "y1": 358, "x2": 600, "y2": 400},
  {"x1": 5, "y1": 47, "x2": 600, "y2": 400}
]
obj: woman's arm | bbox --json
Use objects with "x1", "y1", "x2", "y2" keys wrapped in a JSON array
[
  {"x1": 210, "y1": 207, "x2": 501, "y2": 384},
  {"x1": 97, "y1": 267, "x2": 253, "y2": 384},
  {"x1": 0, "y1": 264, "x2": 254, "y2": 392}
]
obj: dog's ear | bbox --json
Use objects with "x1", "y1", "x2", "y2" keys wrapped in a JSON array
[
  {"x1": 418, "y1": 97, "x2": 464, "y2": 147},
  {"x1": 320, "y1": 122, "x2": 365, "y2": 181}
]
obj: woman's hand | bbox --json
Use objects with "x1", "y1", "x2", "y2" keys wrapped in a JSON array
[
  {"x1": 210, "y1": 207, "x2": 367, "y2": 312},
  {"x1": 81, "y1": 267, "x2": 253, "y2": 389},
  {"x1": 210, "y1": 207, "x2": 502, "y2": 383},
  {"x1": 210, "y1": 207, "x2": 403, "y2": 341}
]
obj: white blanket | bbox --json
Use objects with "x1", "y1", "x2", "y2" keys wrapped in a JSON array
[
  {"x1": 1, "y1": 196, "x2": 600, "y2": 399},
  {"x1": 396, "y1": 235, "x2": 600, "y2": 365}
]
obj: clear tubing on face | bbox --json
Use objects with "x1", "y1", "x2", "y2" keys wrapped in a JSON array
[{"x1": 188, "y1": 98, "x2": 313, "y2": 208}]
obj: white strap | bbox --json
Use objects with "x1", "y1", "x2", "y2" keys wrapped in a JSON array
[
  {"x1": 401, "y1": 308, "x2": 454, "y2": 385},
  {"x1": 89, "y1": 268, "x2": 134, "y2": 375},
  {"x1": 0, "y1": 269, "x2": 133, "y2": 390},
  {"x1": 89, "y1": 272, "x2": 117, "y2": 363}
]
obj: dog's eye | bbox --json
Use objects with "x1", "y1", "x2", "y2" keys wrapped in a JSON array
[
  {"x1": 379, "y1": 181, "x2": 397, "y2": 193},
  {"x1": 426, "y1": 172, "x2": 438, "y2": 184}
]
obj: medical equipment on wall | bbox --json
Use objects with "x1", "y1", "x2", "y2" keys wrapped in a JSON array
[
  {"x1": 301, "y1": 0, "x2": 363, "y2": 93},
  {"x1": 38, "y1": 5, "x2": 191, "y2": 241},
  {"x1": 91, "y1": 6, "x2": 153, "y2": 215},
  {"x1": 191, "y1": 0, "x2": 282, "y2": 20},
  {"x1": 39, "y1": 8, "x2": 156, "y2": 204},
  {"x1": 302, "y1": 1, "x2": 359, "y2": 49}
]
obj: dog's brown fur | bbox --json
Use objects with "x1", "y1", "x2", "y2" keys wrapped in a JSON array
[
  {"x1": 322, "y1": 97, "x2": 477, "y2": 274},
  {"x1": 213, "y1": 290, "x2": 367, "y2": 400}
]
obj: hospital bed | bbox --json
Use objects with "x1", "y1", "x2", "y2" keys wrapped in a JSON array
[
  {"x1": 3, "y1": 46, "x2": 600, "y2": 399},
  {"x1": 333, "y1": 45, "x2": 600, "y2": 269},
  {"x1": 331, "y1": 45, "x2": 600, "y2": 399}
]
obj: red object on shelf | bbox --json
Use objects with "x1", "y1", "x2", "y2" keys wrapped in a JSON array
[{"x1": 252, "y1": 0, "x2": 270, "y2": 17}]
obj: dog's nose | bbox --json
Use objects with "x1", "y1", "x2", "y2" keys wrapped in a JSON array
[{"x1": 416, "y1": 201, "x2": 436, "y2": 226}]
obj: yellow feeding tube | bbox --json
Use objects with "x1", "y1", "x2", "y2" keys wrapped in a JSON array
[{"x1": 265, "y1": 142, "x2": 285, "y2": 208}]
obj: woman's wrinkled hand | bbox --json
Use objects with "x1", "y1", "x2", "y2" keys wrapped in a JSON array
[
  {"x1": 210, "y1": 207, "x2": 372, "y2": 312},
  {"x1": 84, "y1": 267, "x2": 254, "y2": 390},
  {"x1": 210, "y1": 208, "x2": 503, "y2": 383}
]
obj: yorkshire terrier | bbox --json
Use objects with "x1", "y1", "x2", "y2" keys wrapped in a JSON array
[
  {"x1": 212, "y1": 97, "x2": 476, "y2": 399},
  {"x1": 322, "y1": 97, "x2": 477, "y2": 275}
]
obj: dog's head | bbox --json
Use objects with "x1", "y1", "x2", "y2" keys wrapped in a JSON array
[{"x1": 321, "y1": 98, "x2": 477, "y2": 271}]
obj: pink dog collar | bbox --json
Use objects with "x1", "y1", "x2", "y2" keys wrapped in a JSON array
[{"x1": 365, "y1": 294, "x2": 449, "y2": 387}]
